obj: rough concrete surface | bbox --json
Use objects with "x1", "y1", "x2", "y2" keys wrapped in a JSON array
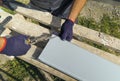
[{"x1": 80, "y1": 0, "x2": 120, "y2": 22}]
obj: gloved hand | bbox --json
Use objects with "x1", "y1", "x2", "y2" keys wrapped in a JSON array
[
  {"x1": 1, "y1": 34, "x2": 31, "y2": 56},
  {"x1": 59, "y1": 19, "x2": 74, "y2": 41}
]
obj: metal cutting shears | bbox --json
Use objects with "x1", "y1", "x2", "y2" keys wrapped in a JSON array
[{"x1": 25, "y1": 33, "x2": 57, "y2": 45}]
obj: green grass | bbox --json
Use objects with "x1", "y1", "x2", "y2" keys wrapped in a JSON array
[
  {"x1": 78, "y1": 15, "x2": 120, "y2": 39},
  {"x1": 16, "y1": 0, "x2": 30, "y2": 4},
  {"x1": 78, "y1": 14, "x2": 120, "y2": 56},
  {"x1": 0, "y1": 6, "x2": 15, "y2": 14},
  {"x1": 0, "y1": 58, "x2": 44, "y2": 81}
]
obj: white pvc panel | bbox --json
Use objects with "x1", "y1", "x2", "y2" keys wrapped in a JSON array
[{"x1": 38, "y1": 35, "x2": 120, "y2": 81}]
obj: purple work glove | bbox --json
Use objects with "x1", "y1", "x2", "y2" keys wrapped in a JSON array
[
  {"x1": 59, "y1": 19, "x2": 74, "y2": 41},
  {"x1": 2, "y1": 35, "x2": 31, "y2": 56}
]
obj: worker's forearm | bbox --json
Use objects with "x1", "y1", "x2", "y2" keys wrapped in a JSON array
[
  {"x1": 0, "y1": 37, "x2": 6, "y2": 52},
  {"x1": 68, "y1": 0, "x2": 86, "y2": 22},
  {"x1": 0, "y1": 38, "x2": 4, "y2": 47}
]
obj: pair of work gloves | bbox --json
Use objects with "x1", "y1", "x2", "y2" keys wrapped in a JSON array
[{"x1": 0, "y1": 19, "x2": 74, "y2": 56}]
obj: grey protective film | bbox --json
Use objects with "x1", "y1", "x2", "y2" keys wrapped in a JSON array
[{"x1": 38, "y1": 35, "x2": 120, "y2": 81}]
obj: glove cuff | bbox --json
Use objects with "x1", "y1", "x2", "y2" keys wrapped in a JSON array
[
  {"x1": 0, "y1": 37, "x2": 7, "y2": 52},
  {"x1": 65, "y1": 19, "x2": 74, "y2": 27},
  {"x1": 68, "y1": 18, "x2": 74, "y2": 23}
]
